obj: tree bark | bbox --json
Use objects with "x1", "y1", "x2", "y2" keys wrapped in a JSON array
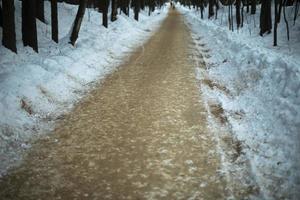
[
  {"x1": 208, "y1": 0, "x2": 214, "y2": 19},
  {"x1": 236, "y1": 0, "x2": 241, "y2": 29},
  {"x1": 51, "y1": 0, "x2": 58, "y2": 43},
  {"x1": 250, "y1": 0, "x2": 256, "y2": 14},
  {"x1": 0, "y1": 5, "x2": 3, "y2": 27},
  {"x1": 70, "y1": 0, "x2": 87, "y2": 46},
  {"x1": 2, "y1": 0, "x2": 17, "y2": 53},
  {"x1": 133, "y1": 0, "x2": 140, "y2": 21},
  {"x1": 260, "y1": 0, "x2": 272, "y2": 36},
  {"x1": 274, "y1": 0, "x2": 279, "y2": 46},
  {"x1": 111, "y1": 0, "x2": 117, "y2": 22},
  {"x1": 101, "y1": 0, "x2": 109, "y2": 28},
  {"x1": 22, "y1": 0, "x2": 38, "y2": 52},
  {"x1": 36, "y1": 0, "x2": 45, "y2": 22}
]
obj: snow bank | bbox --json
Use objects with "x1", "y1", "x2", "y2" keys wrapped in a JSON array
[
  {"x1": 0, "y1": 1, "x2": 168, "y2": 176},
  {"x1": 179, "y1": 4, "x2": 300, "y2": 200}
]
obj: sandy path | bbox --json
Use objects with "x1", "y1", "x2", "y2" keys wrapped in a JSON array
[{"x1": 0, "y1": 10, "x2": 228, "y2": 200}]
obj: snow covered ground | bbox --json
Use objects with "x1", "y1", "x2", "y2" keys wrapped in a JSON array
[
  {"x1": 0, "y1": 1, "x2": 168, "y2": 176},
  {"x1": 179, "y1": 4, "x2": 300, "y2": 200}
]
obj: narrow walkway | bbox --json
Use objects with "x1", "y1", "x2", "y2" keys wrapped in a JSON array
[{"x1": 0, "y1": 10, "x2": 227, "y2": 199}]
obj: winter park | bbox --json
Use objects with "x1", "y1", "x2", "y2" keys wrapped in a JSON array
[{"x1": 0, "y1": 0, "x2": 299, "y2": 199}]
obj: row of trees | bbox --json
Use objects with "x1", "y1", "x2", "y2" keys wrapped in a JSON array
[
  {"x1": 177, "y1": 0, "x2": 299, "y2": 46},
  {"x1": 0, "y1": 0, "x2": 167, "y2": 53}
]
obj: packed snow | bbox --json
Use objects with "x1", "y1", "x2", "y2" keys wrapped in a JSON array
[
  {"x1": 0, "y1": 1, "x2": 168, "y2": 176},
  {"x1": 179, "y1": 4, "x2": 300, "y2": 200}
]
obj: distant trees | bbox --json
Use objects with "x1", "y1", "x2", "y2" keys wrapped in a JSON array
[
  {"x1": 0, "y1": 0, "x2": 167, "y2": 53},
  {"x1": 177, "y1": 0, "x2": 299, "y2": 46}
]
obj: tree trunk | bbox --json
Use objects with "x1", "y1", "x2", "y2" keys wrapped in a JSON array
[
  {"x1": 208, "y1": 0, "x2": 214, "y2": 19},
  {"x1": 215, "y1": 0, "x2": 219, "y2": 19},
  {"x1": 0, "y1": 5, "x2": 3, "y2": 27},
  {"x1": 22, "y1": 0, "x2": 38, "y2": 52},
  {"x1": 70, "y1": 0, "x2": 87, "y2": 46},
  {"x1": 36, "y1": 0, "x2": 45, "y2": 22},
  {"x1": 102, "y1": 0, "x2": 109, "y2": 28},
  {"x1": 274, "y1": 0, "x2": 279, "y2": 46},
  {"x1": 236, "y1": 0, "x2": 241, "y2": 29},
  {"x1": 133, "y1": 0, "x2": 140, "y2": 21},
  {"x1": 250, "y1": 0, "x2": 256, "y2": 14},
  {"x1": 111, "y1": 0, "x2": 117, "y2": 22},
  {"x1": 51, "y1": 0, "x2": 58, "y2": 43},
  {"x1": 241, "y1": 3, "x2": 244, "y2": 27},
  {"x1": 141, "y1": 0, "x2": 145, "y2": 10},
  {"x1": 246, "y1": 0, "x2": 249, "y2": 13},
  {"x1": 2, "y1": 0, "x2": 17, "y2": 53},
  {"x1": 260, "y1": 0, "x2": 272, "y2": 36}
]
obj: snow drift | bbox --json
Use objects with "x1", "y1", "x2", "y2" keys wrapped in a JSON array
[
  {"x1": 179, "y1": 4, "x2": 300, "y2": 200},
  {"x1": 0, "y1": 1, "x2": 168, "y2": 176}
]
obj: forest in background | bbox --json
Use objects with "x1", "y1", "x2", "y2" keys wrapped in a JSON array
[
  {"x1": 176, "y1": 0, "x2": 299, "y2": 46},
  {"x1": 0, "y1": 0, "x2": 167, "y2": 53}
]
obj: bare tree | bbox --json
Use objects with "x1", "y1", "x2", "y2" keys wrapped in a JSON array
[
  {"x1": 36, "y1": 0, "x2": 45, "y2": 22},
  {"x1": 132, "y1": 0, "x2": 141, "y2": 21},
  {"x1": 0, "y1": 5, "x2": 3, "y2": 27},
  {"x1": 22, "y1": 0, "x2": 38, "y2": 52},
  {"x1": 250, "y1": 0, "x2": 256, "y2": 14},
  {"x1": 51, "y1": 0, "x2": 58, "y2": 43},
  {"x1": 111, "y1": 0, "x2": 118, "y2": 22},
  {"x1": 208, "y1": 0, "x2": 214, "y2": 18},
  {"x1": 70, "y1": 0, "x2": 87, "y2": 46},
  {"x1": 260, "y1": 0, "x2": 272, "y2": 36},
  {"x1": 101, "y1": 0, "x2": 109, "y2": 28},
  {"x1": 236, "y1": 0, "x2": 241, "y2": 29},
  {"x1": 2, "y1": 0, "x2": 17, "y2": 53}
]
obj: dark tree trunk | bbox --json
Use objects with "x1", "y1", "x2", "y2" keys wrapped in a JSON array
[
  {"x1": 215, "y1": 0, "x2": 219, "y2": 19},
  {"x1": 22, "y1": 0, "x2": 38, "y2": 52},
  {"x1": 111, "y1": 0, "x2": 117, "y2": 21},
  {"x1": 250, "y1": 0, "x2": 256, "y2": 14},
  {"x1": 2, "y1": 0, "x2": 17, "y2": 53},
  {"x1": 102, "y1": 0, "x2": 109, "y2": 28},
  {"x1": 51, "y1": 0, "x2": 58, "y2": 43},
  {"x1": 121, "y1": 0, "x2": 129, "y2": 15},
  {"x1": 208, "y1": 0, "x2": 214, "y2": 18},
  {"x1": 141, "y1": 0, "x2": 145, "y2": 10},
  {"x1": 241, "y1": 2, "x2": 244, "y2": 27},
  {"x1": 70, "y1": 0, "x2": 87, "y2": 46},
  {"x1": 0, "y1": 5, "x2": 3, "y2": 27},
  {"x1": 294, "y1": 0, "x2": 299, "y2": 25},
  {"x1": 236, "y1": 0, "x2": 241, "y2": 29},
  {"x1": 260, "y1": 0, "x2": 272, "y2": 36},
  {"x1": 246, "y1": 0, "x2": 249, "y2": 13},
  {"x1": 36, "y1": 0, "x2": 45, "y2": 22},
  {"x1": 228, "y1": 2, "x2": 234, "y2": 31},
  {"x1": 274, "y1": 0, "x2": 279, "y2": 46},
  {"x1": 283, "y1": 0, "x2": 290, "y2": 41},
  {"x1": 133, "y1": 0, "x2": 140, "y2": 21}
]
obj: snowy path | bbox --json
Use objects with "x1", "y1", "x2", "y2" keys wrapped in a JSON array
[{"x1": 0, "y1": 10, "x2": 229, "y2": 199}]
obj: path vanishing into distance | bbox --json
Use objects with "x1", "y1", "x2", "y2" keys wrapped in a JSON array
[{"x1": 0, "y1": 10, "x2": 239, "y2": 200}]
